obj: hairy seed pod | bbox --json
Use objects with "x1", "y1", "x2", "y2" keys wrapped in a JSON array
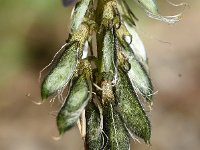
[
  {"x1": 116, "y1": 23, "x2": 148, "y2": 70},
  {"x1": 56, "y1": 73, "x2": 92, "y2": 135},
  {"x1": 71, "y1": 0, "x2": 92, "y2": 32},
  {"x1": 114, "y1": 68, "x2": 151, "y2": 143},
  {"x1": 41, "y1": 42, "x2": 79, "y2": 99},
  {"x1": 121, "y1": 43, "x2": 153, "y2": 101},
  {"x1": 99, "y1": 29, "x2": 116, "y2": 81},
  {"x1": 124, "y1": 22, "x2": 147, "y2": 64},
  {"x1": 103, "y1": 102, "x2": 130, "y2": 150},
  {"x1": 128, "y1": 57, "x2": 153, "y2": 101},
  {"x1": 85, "y1": 101, "x2": 102, "y2": 150}
]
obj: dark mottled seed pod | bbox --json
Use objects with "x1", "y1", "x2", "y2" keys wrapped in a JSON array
[
  {"x1": 41, "y1": 42, "x2": 79, "y2": 99},
  {"x1": 85, "y1": 101, "x2": 102, "y2": 150},
  {"x1": 114, "y1": 68, "x2": 151, "y2": 143},
  {"x1": 103, "y1": 102, "x2": 130, "y2": 150},
  {"x1": 57, "y1": 73, "x2": 92, "y2": 135}
]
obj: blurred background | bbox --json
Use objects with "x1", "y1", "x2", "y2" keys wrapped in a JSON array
[{"x1": 0, "y1": 0, "x2": 199, "y2": 150}]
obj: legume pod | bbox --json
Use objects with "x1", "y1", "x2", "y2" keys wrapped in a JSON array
[
  {"x1": 103, "y1": 102, "x2": 130, "y2": 150},
  {"x1": 115, "y1": 68, "x2": 151, "y2": 143},
  {"x1": 41, "y1": 41, "x2": 79, "y2": 99},
  {"x1": 71, "y1": 0, "x2": 92, "y2": 31},
  {"x1": 85, "y1": 101, "x2": 102, "y2": 150},
  {"x1": 121, "y1": 43, "x2": 153, "y2": 101},
  {"x1": 57, "y1": 73, "x2": 92, "y2": 134}
]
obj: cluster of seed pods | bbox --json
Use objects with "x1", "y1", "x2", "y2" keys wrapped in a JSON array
[{"x1": 41, "y1": 0, "x2": 183, "y2": 149}]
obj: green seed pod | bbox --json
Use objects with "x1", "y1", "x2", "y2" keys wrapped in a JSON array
[
  {"x1": 103, "y1": 102, "x2": 130, "y2": 150},
  {"x1": 116, "y1": 24, "x2": 148, "y2": 69},
  {"x1": 123, "y1": 22, "x2": 147, "y2": 65},
  {"x1": 121, "y1": 43, "x2": 153, "y2": 101},
  {"x1": 134, "y1": 0, "x2": 181, "y2": 23},
  {"x1": 85, "y1": 101, "x2": 102, "y2": 150},
  {"x1": 56, "y1": 73, "x2": 92, "y2": 135},
  {"x1": 99, "y1": 29, "x2": 115, "y2": 81},
  {"x1": 116, "y1": 24, "x2": 153, "y2": 100},
  {"x1": 71, "y1": 0, "x2": 92, "y2": 32},
  {"x1": 41, "y1": 42, "x2": 79, "y2": 99},
  {"x1": 128, "y1": 57, "x2": 153, "y2": 101},
  {"x1": 114, "y1": 68, "x2": 151, "y2": 143}
]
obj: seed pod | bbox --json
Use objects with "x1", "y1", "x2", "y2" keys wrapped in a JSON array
[
  {"x1": 116, "y1": 24, "x2": 148, "y2": 69},
  {"x1": 103, "y1": 102, "x2": 130, "y2": 150},
  {"x1": 134, "y1": 0, "x2": 181, "y2": 23},
  {"x1": 128, "y1": 57, "x2": 153, "y2": 101},
  {"x1": 85, "y1": 101, "x2": 102, "y2": 150},
  {"x1": 114, "y1": 68, "x2": 151, "y2": 143},
  {"x1": 124, "y1": 22, "x2": 147, "y2": 65},
  {"x1": 99, "y1": 29, "x2": 116, "y2": 81},
  {"x1": 71, "y1": 0, "x2": 92, "y2": 32},
  {"x1": 41, "y1": 42, "x2": 79, "y2": 99},
  {"x1": 121, "y1": 43, "x2": 153, "y2": 101},
  {"x1": 56, "y1": 73, "x2": 92, "y2": 135}
]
